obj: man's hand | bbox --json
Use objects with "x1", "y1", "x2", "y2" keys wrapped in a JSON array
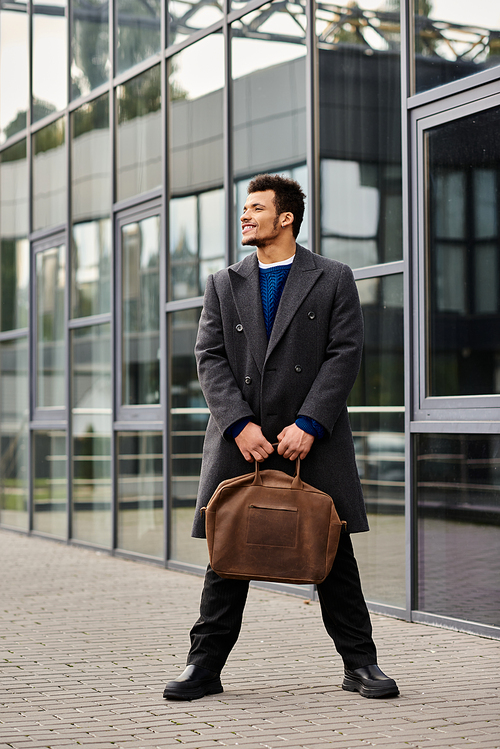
[
  {"x1": 235, "y1": 422, "x2": 274, "y2": 463},
  {"x1": 277, "y1": 424, "x2": 314, "y2": 460}
]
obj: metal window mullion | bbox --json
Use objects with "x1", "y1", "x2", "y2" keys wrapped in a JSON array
[
  {"x1": 110, "y1": 0, "x2": 117, "y2": 552},
  {"x1": 306, "y1": 0, "x2": 319, "y2": 255},
  {"x1": 401, "y1": 0, "x2": 414, "y2": 620},
  {"x1": 65, "y1": 106, "x2": 71, "y2": 543},
  {"x1": 224, "y1": 0, "x2": 233, "y2": 267}
]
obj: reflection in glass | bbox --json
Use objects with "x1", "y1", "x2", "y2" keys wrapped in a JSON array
[
  {"x1": 232, "y1": 2, "x2": 307, "y2": 201},
  {"x1": 117, "y1": 431, "x2": 163, "y2": 557},
  {"x1": 33, "y1": 430, "x2": 67, "y2": 537},
  {"x1": 427, "y1": 106, "x2": 500, "y2": 397},
  {"x1": 71, "y1": 324, "x2": 111, "y2": 546},
  {"x1": 32, "y1": 118, "x2": 66, "y2": 231},
  {"x1": 317, "y1": 1, "x2": 401, "y2": 267},
  {"x1": 168, "y1": 0, "x2": 223, "y2": 47},
  {"x1": 0, "y1": 338, "x2": 29, "y2": 529},
  {"x1": 122, "y1": 214, "x2": 160, "y2": 405},
  {"x1": 71, "y1": 95, "x2": 111, "y2": 318},
  {"x1": 169, "y1": 34, "x2": 225, "y2": 300},
  {"x1": 350, "y1": 274, "x2": 405, "y2": 608},
  {"x1": 36, "y1": 244, "x2": 66, "y2": 408},
  {"x1": 71, "y1": 0, "x2": 110, "y2": 99},
  {"x1": 169, "y1": 308, "x2": 208, "y2": 566},
  {"x1": 116, "y1": 0, "x2": 160, "y2": 74},
  {"x1": 0, "y1": 140, "x2": 29, "y2": 331},
  {"x1": 415, "y1": 0, "x2": 500, "y2": 94},
  {"x1": 0, "y1": 10, "x2": 29, "y2": 142},
  {"x1": 116, "y1": 66, "x2": 161, "y2": 202},
  {"x1": 32, "y1": 1, "x2": 67, "y2": 121},
  {"x1": 417, "y1": 433, "x2": 500, "y2": 628}
]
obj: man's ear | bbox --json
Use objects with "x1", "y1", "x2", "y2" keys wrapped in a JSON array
[{"x1": 281, "y1": 212, "x2": 294, "y2": 228}]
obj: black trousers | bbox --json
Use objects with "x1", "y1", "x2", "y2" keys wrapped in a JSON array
[{"x1": 187, "y1": 533, "x2": 377, "y2": 673}]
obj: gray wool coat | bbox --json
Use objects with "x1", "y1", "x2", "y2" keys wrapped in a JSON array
[{"x1": 191, "y1": 243, "x2": 369, "y2": 538}]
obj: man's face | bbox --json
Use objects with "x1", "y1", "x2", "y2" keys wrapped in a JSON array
[{"x1": 240, "y1": 190, "x2": 281, "y2": 247}]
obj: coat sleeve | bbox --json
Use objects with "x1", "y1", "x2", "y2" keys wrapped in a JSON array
[
  {"x1": 195, "y1": 274, "x2": 256, "y2": 437},
  {"x1": 298, "y1": 264, "x2": 363, "y2": 437}
]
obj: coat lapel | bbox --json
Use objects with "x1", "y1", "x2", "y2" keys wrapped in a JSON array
[
  {"x1": 228, "y1": 253, "x2": 268, "y2": 374},
  {"x1": 266, "y1": 244, "x2": 323, "y2": 361}
]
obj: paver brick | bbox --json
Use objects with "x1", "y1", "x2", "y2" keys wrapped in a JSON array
[{"x1": 1, "y1": 529, "x2": 499, "y2": 749}]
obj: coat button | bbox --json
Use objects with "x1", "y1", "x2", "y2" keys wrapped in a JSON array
[
  {"x1": 308, "y1": 311, "x2": 316, "y2": 319},
  {"x1": 236, "y1": 323, "x2": 243, "y2": 332},
  {"x1": 295, "y1": 365, "x2": 302, "y2": 373},
  {"x1": 244, "y1": 376, "x2": 252, "y2": 385}
]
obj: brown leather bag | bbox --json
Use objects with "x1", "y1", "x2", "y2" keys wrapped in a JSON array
[{"x1": 201, "y1": 458, "x2": 346, "y2": 585}]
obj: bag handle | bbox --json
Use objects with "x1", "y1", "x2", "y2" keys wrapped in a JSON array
[{"x1": 252, "y1": 457, "x2": 303, "y2": 490}]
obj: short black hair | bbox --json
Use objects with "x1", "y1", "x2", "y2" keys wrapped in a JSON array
[{"x1": 247, "y1": 173, "x2": 306, "y2": 239}]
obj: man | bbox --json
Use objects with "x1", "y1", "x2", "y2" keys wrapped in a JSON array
[{"x1": 163, "y1": 174, "x2": 398, "y2": 701}]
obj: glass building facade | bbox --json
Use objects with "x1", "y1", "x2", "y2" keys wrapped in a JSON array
[{"x1": 0, "y1": 0, "x2": 499, "y2": 638}]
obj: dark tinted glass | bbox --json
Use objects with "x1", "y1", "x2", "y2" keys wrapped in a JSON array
[
  {"x1": 169, "y1": 307, "x2": 208, "y2": 566},
  {"x1": 416, "y1": 433, "x2": 500, "y2": 627},
  {"x1": 169, "y1": 34, "x2": 225, "y2": 300},
  {"x1": 0, "y1": 140, "x2": 29, "y2": 331},
  {"x1": 415, "y1": 1, "x2": 500, "y2": 94},
  {"x1": 71, "y1": 95, "x2": 111, "y2": 318},
  {"x1": 117, "y1": 431, "x2": 163, "y2": 557},
  {"x1": 426, "y1": 106, "x2": 500, "y2": 397},
  {"x1": 0, "y1": 10, "x2": 29, "y2": 142},
  {"x1": 349, "y1": 274, "x2": 405, "y2": 608},
  {"x1": 317, "y1": 1, "x2": 402, "y2": 267},
  {"x1": 116, "y1": 0, "x2": 160, "y2": 74},
  {"x1": 32, "y1": 1, "x2": 67, "y2": 121},
  {"x1": 71, "y1": 324, "x2": 112, "y2": 546},
  {"x1": 0, "y1": 337, "x2": 29, "y2": 530},
  {"x1": 116, "y1": 66, "x2": 161, "y2": 202},
  {"x1": 71, "y1": 0, "x2": 110, "y2": 99}
]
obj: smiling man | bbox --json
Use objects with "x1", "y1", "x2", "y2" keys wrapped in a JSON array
[{"x1": 163, "y1": 173, "x2": 399, "y2": 701}]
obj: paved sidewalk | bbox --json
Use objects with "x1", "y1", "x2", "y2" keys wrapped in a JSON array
[{"x1": 1, "y1": 530, "x2": 499, "y2": 749}]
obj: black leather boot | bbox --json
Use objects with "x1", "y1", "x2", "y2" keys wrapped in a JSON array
[
  {"x1": 342, "y1": 664, "x2": 399, "y2": 698},
  {"x1": 163, "y1": 664, "x2": 223, "y2": 701}
]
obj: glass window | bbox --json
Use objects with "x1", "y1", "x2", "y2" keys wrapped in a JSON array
[
  {"x1": 232, "y1": 2, "x2": 307, "y2": 258},
  {"x1": 116, "y1": 65, "x2": 161, "y2": 202},
  {"x1": 33, "y1": 430, "x2": 67, "y2": 537},
  {"x1": 71, "y1": 0, "x2": 109, "y2": 100},
  {"x1": 32, "y1": 118, "x2": 66, "y2": 231},
  {"x1": 116, "y1": 0, "x2": 160, "y2": 75},
  {"x1": 168, "y1": 0, "x2": 223, "y2": 47},
  {"x1": 36, "y1": 243, "x2": 66, "y2": 409},
  {"x1": 71, "y1": 324, "x2": 112, "y2": 546},
  {"x1": 0, "y1": 140, "x2": 29, "y2": 331},
  {"x1": 317, "y1": 1, "x2": 402, "y2": 267},
  {"x1": 416, "y1": 433, "x2": 500, "y2": 628},
  {"x1": 414, "y1": 1, "x2": 500, "y2": 94},
  {"x1": 0, "y1": 337, "x2": 29, "y2": 530},
  {"x1": 32, "y1": 0, "x2": 68, "y2": 121},
  {"x1": 121, "y1": 213, "x2": 160, "y2": 406},
  {"x1": 71, "y1": 95, "x2": 111, "y2": 319},
  {"x1": 426, "y1": 106, "x2": 500, "y2": 397},
  {"x1": 168, "y1": 33, "x2": 225, "y2": 300},
  {"x1": 117, "y1": 431, "x2": 163, "y2": 557},
  {"x1": 0, "y1": 9, "x2": 29, "y2": 143},
  {"x1": 349, "y1": 274, "x2": 405, "y2": 608},
  {"x1": 169, "y1": 307, "x2": 208, "y2": 567}
]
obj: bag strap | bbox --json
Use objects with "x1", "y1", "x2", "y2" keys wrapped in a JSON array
[{"x1": 252, "y1": 457, "x2": 304, "y2": 490}]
